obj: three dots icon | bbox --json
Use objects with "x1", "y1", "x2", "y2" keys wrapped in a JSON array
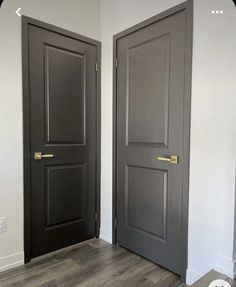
[{"x1": 211, "y1": 10, "x2": 224, "y2": 14}]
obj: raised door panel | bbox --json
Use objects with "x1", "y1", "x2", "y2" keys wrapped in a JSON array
[
  {"x1": 45, "y1": 46, "x2": 86, "y2": 145},
  {"x1": 125, "y1": 165, "x2": 167, "y2": 241},
  {"x1": 45, "y1": 164, "x2": 86, "y2": 228},
  {"x1": 127, "y1": 35, "x2": 170, "y2": 147}
]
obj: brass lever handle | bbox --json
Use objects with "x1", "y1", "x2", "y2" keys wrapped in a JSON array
[
  {"x1": 157, "y1": 155, "x2": 179, "y2": 164},
  {"x1": 34, "y1": 152, "x2": 54, "y2": 160}
]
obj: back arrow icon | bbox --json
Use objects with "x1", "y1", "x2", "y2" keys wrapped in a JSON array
[{"x1": 16, "y1": 8, "x2": 21, "y2": 17}]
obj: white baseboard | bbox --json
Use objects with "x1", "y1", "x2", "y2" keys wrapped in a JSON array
[
  {"x1": 0, "y1": 252, "x2": 24, "y2": 273},
  {"x1": 213, "y1": 253, "x2": 236, "y2": 279},
  {"x1": 186, "y1": 268, "x2": 203, "y2": 285},
  {"x1": 100, "y1": 228, "x2": 112, "y2": 244}
]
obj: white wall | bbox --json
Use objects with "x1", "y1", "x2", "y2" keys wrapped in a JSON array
[
  {"x1": 0, "y1": 0, "x2": 101, "y2": 272},
  {"x1": 188, "y1": 0, "x2": 236, "y2": 283},
  {"x1": 100, "y1": 0, "x2": 236, "y2": 285}
]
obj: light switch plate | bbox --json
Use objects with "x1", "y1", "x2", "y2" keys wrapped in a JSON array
[{"x1": 0, "y1": 217, "x2": 7, "y2": 233}]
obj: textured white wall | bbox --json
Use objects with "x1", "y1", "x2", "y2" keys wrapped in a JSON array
[
  {"x1": 100, "y1": 0, "x2": 236, "y2": 284},
  {"x1": 0, "y1": 0, "x2": 101, "y2": 271}
]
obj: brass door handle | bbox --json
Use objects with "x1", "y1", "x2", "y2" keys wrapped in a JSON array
[
  {"x1": 157, "y1": 155, "x2": 178, "y2": 164},
  {"x1": 34, "y1": 152, "x2": 54, "y2": 160}
]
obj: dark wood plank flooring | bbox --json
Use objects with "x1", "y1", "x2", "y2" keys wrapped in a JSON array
[{"x1": 0, "y1": 239, "x2": 186, "y2": 287}]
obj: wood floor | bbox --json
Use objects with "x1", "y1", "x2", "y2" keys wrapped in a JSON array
[
  {"x1": 192, "y1": 270, "x2": 236, "y2": 287},
  {"x1": 0, "y1": 239, "x2": 186, "y2": 287}
]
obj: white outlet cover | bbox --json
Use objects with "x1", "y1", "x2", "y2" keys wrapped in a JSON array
[{"x1": 0, "y1": 217, "x2": 7, "y2": 232}]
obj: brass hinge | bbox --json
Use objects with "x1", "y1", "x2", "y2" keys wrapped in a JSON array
[
  {"x1": 94, "y1": 212, "x2": 98, "y2": 222},
  {"x1": 115, "y1": 58, "x2": 118, "y2": 68},
  {"x1": 114, "y1": 218, "x2": 117, "y2": 228},
  {"x1": 95, "y1": 62, "x2": 98, "y2": 72}
]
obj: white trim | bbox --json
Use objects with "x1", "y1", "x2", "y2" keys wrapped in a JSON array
[
  {"x1": 186, "y1": 268, "x2": 203, "y2": 285},
  {"x1": 0, "y1": 252, "x2": 24, "y2": 272},
  {"x1": 213, "y1": 253, "x2": 236, "y2": 279},
  {"x1": 100, "y1": 228, "x2": 112, "y2": 244}
]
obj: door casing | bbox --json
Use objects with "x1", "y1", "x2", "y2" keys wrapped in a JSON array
[
  {"x1": 22, "y1": 16, "x2": 101, "y2": 263},
  {"x1": 112, "y1": 0, "x2": 193, "y2": 281}
]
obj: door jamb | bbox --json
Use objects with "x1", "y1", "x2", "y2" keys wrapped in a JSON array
[
  {"x1": 22, "y1": 16, "x2": 101, "y2": 263},
  {"x1": 112, "y1": 0, "x2": 193, "y2": 281}
]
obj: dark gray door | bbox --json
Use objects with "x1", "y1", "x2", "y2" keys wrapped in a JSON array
[
  {"x1": 116, "y1": 10, "x2": 187, "y2": 274},
  {"x1": 28, "y1": 23, "x2": 98, "y2": 258}
]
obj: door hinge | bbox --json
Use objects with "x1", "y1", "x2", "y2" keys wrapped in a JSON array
[
  {"x1": 115, "y1": 58, "x2": 118, "y2": 68},
  {"x1": 114, "y1": 218, "x2": 117, "y2": 228},
  {"x1": 94, "y1": 212, "x2": 98, "y2": 222},
  {"x1": 95, "y1": 62, "x2": 98, "y2": 72}
]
